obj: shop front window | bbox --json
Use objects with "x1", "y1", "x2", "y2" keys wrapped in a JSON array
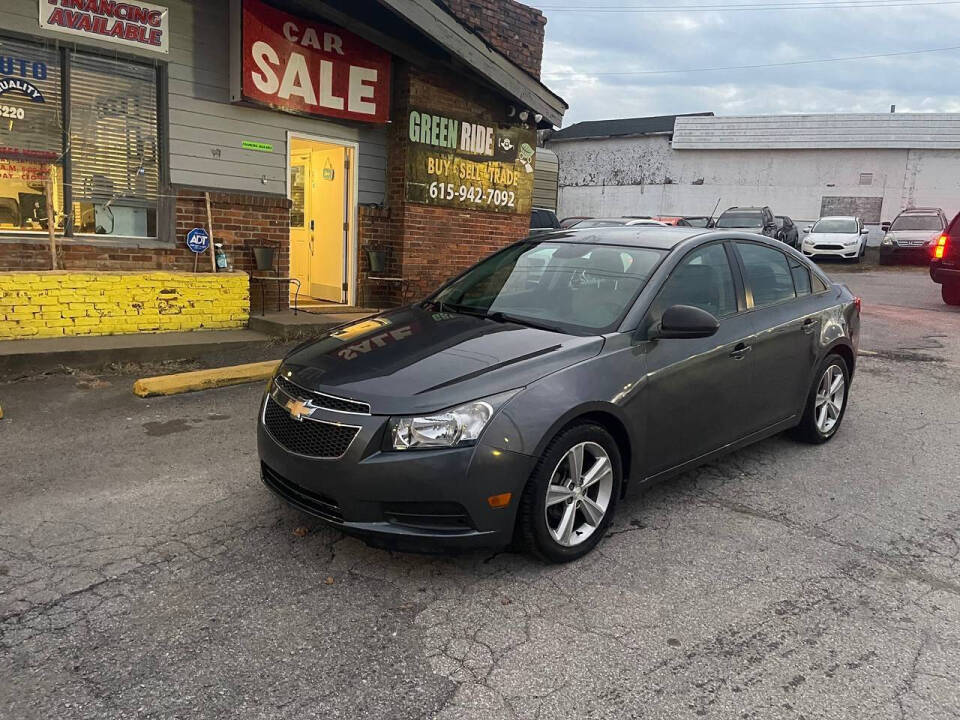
[
  {"x1": 0, "y1": 35, "x2": 160, "y2": 239},
  {"x1": 0, "y1": 37, "x2": 64, "y2": 234}
]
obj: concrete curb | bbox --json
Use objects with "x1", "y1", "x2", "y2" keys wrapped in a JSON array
[{"x1": 133, "y1": 360, "x2": 280, "y2": 397}]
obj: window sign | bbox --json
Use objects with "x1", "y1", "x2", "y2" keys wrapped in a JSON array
[
  {"x1": 235, "y1": 0, "x2": 391, "y2": 123},
  {"x1": 0, "y1": 37, "x2": 63, "y2": 233},
  {"x1": 38, "y1": 0, "x2": 169, "y2": 54},
  {"x1": 405, "y1": 109, "x2": 537, "y2": 215}
]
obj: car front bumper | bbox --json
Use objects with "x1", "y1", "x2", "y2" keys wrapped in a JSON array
[
  {"x1": 879, "y1": 245, "x2": 931, "y2": 262},
  {"x1": 802, "y1": 244, "x2": 860, "y2": 259},
  {"x1": 256, "y1": 395, "x2": 537, "y2": 551}
]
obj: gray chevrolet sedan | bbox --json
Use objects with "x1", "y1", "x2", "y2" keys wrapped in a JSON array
[{"x1": 258, "y1": 227, "x2": 860, "y2": 562}]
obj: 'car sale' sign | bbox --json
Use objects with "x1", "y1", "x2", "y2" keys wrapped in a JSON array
[{"x1": 236, "y1": 0, "x2": 390, "y2": 124}]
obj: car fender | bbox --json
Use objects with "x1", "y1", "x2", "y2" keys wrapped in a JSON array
[{"x1": 481, "y1": 341, "x2": 644, "y2": 484}]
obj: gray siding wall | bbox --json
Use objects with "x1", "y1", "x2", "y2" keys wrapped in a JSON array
[
  {"x1": 533, "y1": 147, "x2": 558, "y2": 211},
  {"x1": 674, "y1": 113, "x2": 960, "y2": 151},
  {"x1": 4, "y1": 0, "x2": 388, "y2": 202}
]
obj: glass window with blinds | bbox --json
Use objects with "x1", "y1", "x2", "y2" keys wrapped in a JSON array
[{"x1": 0, "y1": 35, "x2": 160, "y2": 239}]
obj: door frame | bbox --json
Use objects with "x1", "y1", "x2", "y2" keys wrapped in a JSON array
[{"x1": 286, "y1": 131, "x2": 360, "y2": 306}]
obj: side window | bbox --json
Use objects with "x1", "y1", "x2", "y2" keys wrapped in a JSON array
[
  {"x1": 790, "y1": 259, "x2": 812, "y2": 296},
  {"x1": 736, "y1": 242, "x2": 797, "y2": 308},
  {"x1": 812, "y1": 274, "x2": 829, "y2": 293},
  {"x1": 650, "y1": 243, "x2": 738, "y2": 322}
]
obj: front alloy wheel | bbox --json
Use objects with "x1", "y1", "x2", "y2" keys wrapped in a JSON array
[
  {"x1": 544, "y1": 442, "x2": 613, "y2": 547},
  {"x1": 519, "y1": 424, "x2": 622, "y2": 562}
]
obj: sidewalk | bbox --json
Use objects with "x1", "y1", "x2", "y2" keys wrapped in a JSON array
[
  {"x1": 0, "y1": 329, "x2": 280, "y2": 376},
  {"x1": 0, "y1": 307, "x2": 377, "y2": 377}
]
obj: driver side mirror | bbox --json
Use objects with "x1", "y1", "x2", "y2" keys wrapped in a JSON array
[{"x1": 649, "y1": 305, "x2": 720, "y2": 340}]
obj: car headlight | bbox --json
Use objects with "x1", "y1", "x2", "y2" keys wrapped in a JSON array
[
  {"x1": 881, "y1": 236, "x2": 893, "y2": 246},
  {"x1": 388, "y1": 391, "x2": 518, "y2": 450}
]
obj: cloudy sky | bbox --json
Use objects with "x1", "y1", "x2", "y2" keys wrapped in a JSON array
[{"x1": 538, "y1": 0, "x2": 960, "y2": 126}]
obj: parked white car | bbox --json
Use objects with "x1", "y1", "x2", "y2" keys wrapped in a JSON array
[{"x1": 801, "y1": 216, "x2": 868, "y2": 262}]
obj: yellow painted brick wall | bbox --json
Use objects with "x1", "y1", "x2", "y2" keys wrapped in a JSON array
[{"x1": 0, "y1": 272, "x2": 250, "y2": 340}]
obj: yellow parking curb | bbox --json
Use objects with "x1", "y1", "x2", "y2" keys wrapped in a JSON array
[
  {"x1": 0, "y1": 404, "x2": 4, "y2": 419},
  {"x1": 133, "y1": 360, "x2": 281, "y2": 398}
]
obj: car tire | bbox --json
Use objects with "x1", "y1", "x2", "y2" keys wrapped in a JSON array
[
  {"x1": 943, "y1": 282, "x2": 960, "y2": 306},
  {"x1": 518, "y1": 423, "x2": 622, "y2": 563},
  {"x1": 791, "y1": 353, "x2": 850, "y2": 444}
]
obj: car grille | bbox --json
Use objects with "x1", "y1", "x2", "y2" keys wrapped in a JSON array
[
  {"x1": 815, "y1": 244, "x2": 844, "y2": 250},
  {"x1": 274, "y1": 375, "x2": 370, "y2": 415},
  {"x1": 261, "y1": 463, "x2": 343, "y2": 522},
  {"x1": 263, "y1": 397, "x2": 360, "y2": 458},
  {"x1": 382, "y1": 501, "x2": 474, "y2": 532}
]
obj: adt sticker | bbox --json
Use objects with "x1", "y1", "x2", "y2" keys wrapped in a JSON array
[{"x1": 186, "y1": 227, "x2": 210, "y2": 253}]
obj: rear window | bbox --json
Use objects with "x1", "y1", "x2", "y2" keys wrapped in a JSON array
[
  {"x1": 716, "y1": 212, "x2": 763, "y2": 229},
  {"x1": 890, "y1": 214, "x2": 942, "y2": 231}
]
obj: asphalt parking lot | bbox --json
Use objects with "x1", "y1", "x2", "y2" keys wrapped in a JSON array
[{"x1": 2, "y1": 265, "x2": 959, "y2": 720}]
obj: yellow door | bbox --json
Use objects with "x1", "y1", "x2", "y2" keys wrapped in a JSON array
[
  {"x1": 308, "y1": 145, "x2": 347, "y2": 302},
  {"x1": 288, "y1": 152, "x2": 310, "y2": 295}
]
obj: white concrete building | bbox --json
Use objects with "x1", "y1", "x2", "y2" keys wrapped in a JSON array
[{"x1": 547, "y1": 112, "x2": 960, "y2": 244}]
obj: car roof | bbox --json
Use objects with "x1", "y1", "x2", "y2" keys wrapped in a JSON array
[
  {"x1": 817, "y1": 215, "x2": 857, "y2": 221},
  {"x1": 898, "y1": 207, "x2": 942, "y2": 214},
  {"x1": 529, "y1": 225, "x2": 712, "y2": 250}
]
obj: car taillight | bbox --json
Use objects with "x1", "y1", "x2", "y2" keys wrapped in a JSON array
[
  {"x1": 853, "y1": 296, "x2": 862, "y2": 314},
  {"x1": 933, "y1": 235, "x2": 948, "y2": 259}
]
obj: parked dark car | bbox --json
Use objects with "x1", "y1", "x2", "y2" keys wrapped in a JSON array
[
  {"x1": 775, "y1": 215, "x2": 800, "y2": 248},
  {"x1": 529, "y1": 207, "x2": 561, "y2": 236},
  {"x1": 930, "y1": 212, "x2": 960, "y2": 305},
  {"x1": 715, "y1": 206, "x2": 778, "y2": 238},
  {"x1": 880, "y1": 207, "x2": 947, "y2": 265},
  {"x1": 259, "y1": 227, "x2": 860, "y2": 562},
  {"x1": 559, "y1": 216, "x2": 589, "y2": 229}
]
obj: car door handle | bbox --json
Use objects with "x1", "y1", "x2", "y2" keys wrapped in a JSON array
[
  {"x1": 802, "y1": 318, "x2": 818, "y2": 334},
  {"x1": 729, "y1": 343, "x2": 751, "y2": 359}
]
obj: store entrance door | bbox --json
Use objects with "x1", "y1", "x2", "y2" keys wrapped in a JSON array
[{"x1": 288, "y1": 136, "x2": 352, "y2": 304}]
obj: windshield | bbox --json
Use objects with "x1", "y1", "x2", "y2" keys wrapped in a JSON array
[
  {"x1": 890, "y1": 214, "x2": 942, "y2": 231},
  {"x1": 812, "y1": 218, "x2": 858, "y2": 234},
  {"x1": 684, "y1": 217, "x2": 710, "y2": 227},
  {"x1": 571, "y1": 219, "x2": 629, "y2": 228},
  {"x1": 716, "y1": 212, "x2": 763, "y2": 228},
  {"x1": 432, "y1": 241, "x2": 666, "y2": 332}
]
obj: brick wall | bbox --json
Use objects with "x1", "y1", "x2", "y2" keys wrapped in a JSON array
[
  {"x1": 0, "y1": 271, "x2": 249, "y2": 339},
  {"x1": 378, "y1": 65, "x2": 533, "y2": 303},
  {"x1": 0, "y1": 189, "x2": 291, "y2": 314},
  {"x1": 441, "y1": 0, "x2": 547, "y2": 78}
]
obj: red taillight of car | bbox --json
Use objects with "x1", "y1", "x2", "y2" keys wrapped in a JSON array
[
  {"x1": 853, "y1": 296, "x2": 862, "y2": 314},
  {"x1": 933, "y1": 235, "x2": 948, "y2": 259}
]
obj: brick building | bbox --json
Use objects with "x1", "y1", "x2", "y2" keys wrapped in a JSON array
[{"x1": 0, "y1": 0, "x2": 565, "y2": 340}]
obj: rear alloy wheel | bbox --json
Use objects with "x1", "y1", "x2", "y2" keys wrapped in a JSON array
[
  {"x1": 791, "y1": 354, "x2": 850, "y2": 444},
  {"x1": 943, "y1": 282, "x2": 960, "y2": 306},
  {"x1": 519, "y1": 424, "x2": 622, "y2": 562}
]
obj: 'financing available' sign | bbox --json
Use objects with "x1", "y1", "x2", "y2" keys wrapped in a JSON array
[
  {"x1": 38, "y1": 0, "x2": 169, "y2": 53},
  {"x1": 234, "y1": 0, "x2": 391, "y2": 124},
  {"x1": 405, "y1": 109, "x2": 537, "y2": 215}
]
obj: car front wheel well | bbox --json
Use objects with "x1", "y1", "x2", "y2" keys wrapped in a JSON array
[{"x1": 559, "y1": 411, "x2": 633, "y2": 493}]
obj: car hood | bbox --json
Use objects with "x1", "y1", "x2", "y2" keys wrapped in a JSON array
[
  {"x1": 805, "y1": 232, "x2": 859, "y2": 243},
  {"x1": 885, "y1": 230, "x2": 940, "y2": 244},
  {"x1": 278, "y1": 305, "x2": 604, "y2": 415}
]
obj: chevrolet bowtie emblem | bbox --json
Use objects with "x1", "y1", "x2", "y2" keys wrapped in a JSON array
[{"x1": 285, "y1": 397, "x2": 313, "y2": 421}]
